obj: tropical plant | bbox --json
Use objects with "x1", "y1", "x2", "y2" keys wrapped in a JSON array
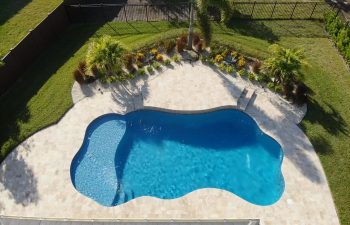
[
  {"x1": 86, "y1": 35, "x2": 124, "y2": 77},
  {"x1": 197, "y1": 41, "x2": 204, "y2": 52},
  {"x1": 136, "y1": 52, "x2": 145, "y2": 62},
  {"x1": 0, "y1": 59, "x2": 4, "y2": 68},
  {"x1": 164, "y1": 59, "x2": 171, "y2": 66},
  {"x1": 196, "y1": 0, "x2": 233, "y2": 45},
  {"x1": 138, "y1": 68, "x2": 146, "y2": 75},
  {"x1": 123, "y1": 53, "x2": 134, "y2": 71},
  {"x1": 193, "y1": 32, "x2": 201, "y2": 46},
  {"x1": 237, "y1": 69, "x2": 247, "y2": 77},
  {"x1": 226, "y1": 65, "x2": 234, "y2": 74},
  {"x1": 237, "y1": 56, "x2": 246, "y2": 69},
  {"x1": 263, "y1": 44, "x2": 306, "y2": 87},
  {"x1": 146, "y1": 65, "x2": 154, "y2": 73},
  {"x1": 172, "y1": 54, "x2": 181, "y2": 63},
  {"x1": 164, "y1": 39, "x2": 176, "y2": 54},
  {"x1": 218, "y1": 63, "x2": 226, "y2": 72},
  {"x1": 248, "y1": 72, "x2": 256, "y2": 81},
  {"x1": 156, "y1": 54, "x2": 164, "y2": 62},
  {"x1": 176, "y1": 37, "x2": 186, "y2": 52},
  {"x1": 152, "y1": 61, "x2": 162, "y2": 70},
  {"x1": 73, "y1": 69, "x2": 85, "y2": 84},
  {"x1": 150, "y1": 48, "x2": 158, "y2": 56},
  {"x1": 251, "y1": 60, "x2": 262, "y2": 74},
  {"x1": 215, "y1": 54, "x2": 224, "y2": 63}
]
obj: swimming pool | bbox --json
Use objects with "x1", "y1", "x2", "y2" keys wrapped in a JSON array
[{"x1": 71, "y1": 109, "x2": 284, "y2": 207}]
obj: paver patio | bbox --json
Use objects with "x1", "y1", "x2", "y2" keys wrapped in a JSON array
[{"x1": 0, "y1": 62, "x2": 339, "y2": 225}]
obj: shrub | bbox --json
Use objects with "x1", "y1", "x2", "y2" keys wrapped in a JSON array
[
  {"x1": 123, "y1": 53, "x2": 134, "y2": 71},
  {"x1": 156, "y1": 54, "x2": 164, "y2": 62},
  {"x1": 152, "y1": 61, "x2": 161, "y2": 70},
  {"x1": 0, "y1": 59, "x2": 4, "y2": 68},
  {"x1": 176, "y1": 38, "x2": 186, "y2": 53},
  {"x1": 136, "y1": 52, "x2": 145, "y2": 62},
  {"x1": 231, "y1": 51, "x2": 238, "y2": 58},
  {"x1": 237, "y1": 56, "x2": 246, "y2": 69},
  {"x1": 164, "y1": 59, "x2": 171, "y2": 66},
  {"x1": 237, "y1": 69, "x2": 247, "y2": 77},
  {"x1": 267, "y1": 82, "x2": 275, "y2": 91},
  {"x1": 221, "y1": 49, "x2": 229, "y2": 57},
  {"x1": 164, "y1": 39, "x2": 176, "y2": 54},
  {"x1": 193, "y1": 32, "x2": 201, "y2": 46},
  {"x1": 136, "y1": 61, "x2": 144, "y2": 68},
  {"x1": 200, "y1": 55, "x2": 208, "y2": 63},
  {"x1": 215, "y1": 54, "x2": 224, "y2": 63},
  {"x1": 197, "y1": 41, "x2": 204, "y2": 52},
  {"x1": 150, "y1": 48, "x2": 158, "y2": 56},
  {"x1": 146, "y1": 65, "x2": 154, "y2": 73},
  {"x1": 218, "y1": 63, "x2": 226, "y2": 72},
  {"x1": 283, "y1": 83, "x2": 294, "y2": 100},
  {"x1": 172, "y1": 54, "x2": 181, "y2": 63},
  {"x1": 86, "y1": 35, "x2": 124, "y2": 76},
  {"x1": 251, "y1": 60, "x2": 262, "y2": 74},
  {"x1": 226, "y1": 65, "x2": 234, "y2": 74},
  {"x1": 91, "y1": 65, "x2": 100, "y2": 77},
  {"x1": 256, "y1": 72, "x2": 271, "y2": 84},
  {"x1": 73, "y1": 69, "x2": 85, "y2": 84},
  {"x1": 179, "y1": 32, "x2": 188, "y2": 45},
  {"x1": 138, "y1": 68, "x2": 146, "y2": 75},
  {"x1": 78, "y1": 61, "x2": 87, "y2": 75},
  {"x1": 208, "y1": 58, "x2": 215, "y2": 65},
  {"x1": 248, "y1": 72, "x2": 256, "y2": 81}
]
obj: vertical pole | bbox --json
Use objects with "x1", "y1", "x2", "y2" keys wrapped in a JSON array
[
  {"x1": 123, "y1": 5, "x2": 127, "y2": 22},
  {"x1": 146, "y1": 5, "x2": 149, "y2": 22},
  {"x1": 290, "y1": 2, "x2": 297, "y2": 19},
  {"x1": 187, "y1": 0, "x2": 194, "y2": 49},
  {"x1": 251, "y1": 1, "x2": 256, "y2": 18},
  {"x1": 271, "y1": 2, "x2": 277, "y2": 19},
  {"x1": 309, "y1": 2, "x2": 317, "y2": 19}
]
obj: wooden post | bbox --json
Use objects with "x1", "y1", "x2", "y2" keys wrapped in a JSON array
[
  {"x1": 123, "y1": 5, "x2": 127, "y2": 22},
  {"x1": 251, "y1": 1, "x2": 256, "y2": 18},
  {"x1": 271, "y1": 2, "x2": 277, "y2": 19},
  {"x1": 290, "y1": 2, "x2": 297, "y2": 19},
  {"x1": 309, "y1": 2, "x2": 317, "y2": 19}
]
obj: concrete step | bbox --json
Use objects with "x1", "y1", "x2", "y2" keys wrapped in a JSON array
[{"x1": 238, "y1": 88, "x2": 255, "y2": 111}]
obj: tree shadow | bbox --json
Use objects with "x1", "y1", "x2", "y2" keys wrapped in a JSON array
[
  {"x1": 0, "y1": 23, "x2": 102, "y2": 163},
  {"x1": 223, "y1": 18, "x2": 279, "y2": 43},
  {"x1": 308, "y1": 135, "x2": 333, "y2": 156},
  {"x1": 0, "y1": 0, "x2": 32, "y2": 26},
  {"x1": 301, "y1": 98, "x2": 349, "y2": 136},
  {"x1": 0, "y1": 149, "x2": 38, "y2": 207}
]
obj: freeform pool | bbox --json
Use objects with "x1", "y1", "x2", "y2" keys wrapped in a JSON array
[{"x1": 71, "y1": 109, "x2": 284, "y2": 207}]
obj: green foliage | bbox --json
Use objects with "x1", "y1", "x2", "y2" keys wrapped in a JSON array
[
  {"x1": 215, "y1": 54, "x2": 224, "y2": 63},
  {"x1": 200, "y1": 55, "x2": 209, "y2": 63},
  {"x1": 172, "y1": 54, "x2": 181, "y2": 63},
  {"x1": 324, "y1": 12, "x2": 350, "y2": 64},
  {"x1": 263, "y1": 44, "x2": 305, "y2": 86},
  {"x1": 237, "y1": 56, "x2": 246, "y2": 69},
  {"x1": 164, "y1": 59, "x2": 171, "y2": 66},
  {"x1": 197, "y1": 10, "x2": 212, "y2": 46},
  {"x1": 226, "y1": 65, "x2": 234, "y2": 74},
  {"x1": 237, "y1": 69, "x2": 247, "y2": 77},
  {"x1": 0, "y1": 59, "x2": 4, "y2": 68},
  {"x1": 152, "y1": 61, "x2": 162, "y2": 70},
  {"x1": 86, "y1": 35, "x2": 124, "y2": 77},
  {"x1": 164, "y1": 39, "x2": 176, "y2": 54},
  {"x1": 248, "y1": 72, "x2": 256, "y2": 81},
  {"x1": 256, "y1": 72, "x2": 271, "y2": 84},
  {"x1": 218, "y1": 62, "x2": 226, "y2": 72},
  {"x1": 138, "y1": 68, "x2": 146, "y2": 75},
  {"x1": 146, "y1": 65, "x2": 154, "y2": 73}
]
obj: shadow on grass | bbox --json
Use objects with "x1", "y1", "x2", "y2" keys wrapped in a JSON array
[
  {"x1": 223, "y1": 18, "x2": 279, "y2": 43},
  {"x1": 0, "y1": 23, "x2": 103, "y2": 163},
  {"x1": 0, "y1": 0, "x2": 32, "y2": 26},
  {"x1": 309, "y1": 135, "x2": 334, "y2": 155},
  {"x1": 302, "y1": 98, "x2": 349, "y2": 137}
]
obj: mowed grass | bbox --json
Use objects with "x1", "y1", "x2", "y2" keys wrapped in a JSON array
[
  {"x1": 0, "y1": 0, "x2": 62, "y2": 57},
  {"x1": 0, "y1": 20, "x2": 349, "y2": 224}
]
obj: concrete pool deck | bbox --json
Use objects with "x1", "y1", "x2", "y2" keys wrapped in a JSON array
[{"x1": 0, "y1": 62, "x2": 340, "y2": 225}]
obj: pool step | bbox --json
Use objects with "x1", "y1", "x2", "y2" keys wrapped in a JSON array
[{"x1": 237, "y1": 88, "x2": 256, "y2": 111}]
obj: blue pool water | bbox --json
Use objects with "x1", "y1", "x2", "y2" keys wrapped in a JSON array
[{"x1": 71, "y1": 109, "x2": 284, "y2": 207}]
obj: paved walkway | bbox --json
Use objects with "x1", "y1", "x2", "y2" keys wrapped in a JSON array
[{"x1": 0, "y1": 62, "x2": 339, "y2": 225}]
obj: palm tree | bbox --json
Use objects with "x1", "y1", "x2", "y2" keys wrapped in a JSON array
[
  {"x1": 86, "y1": 35, "x2": 124, "y2": 77},
  {"x1": 264, "y1": 44, "x2": 306, "y2": 86},
  {"x1": 196, "y1": 0, "x2": 233, "y2": 46}
]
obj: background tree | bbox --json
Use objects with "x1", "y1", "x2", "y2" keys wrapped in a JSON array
[
  {"x1": 196, "y1": 0, "x2": 233, "y2": 46},
  {"x1": 86, "y1": 35, "x2": 124, "y2": 77}
]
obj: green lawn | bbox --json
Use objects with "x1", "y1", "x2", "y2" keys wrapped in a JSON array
[
  {"x1": 0, "y1": 0, "x2": 62, "y2": 57},
  {"x1": 0, "y1": 20, "x2": 349, "y2": 224}
]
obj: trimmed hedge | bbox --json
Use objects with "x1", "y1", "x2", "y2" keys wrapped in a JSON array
[{"x1": 325, "y1": 11, "x2": 350, "y2": 63}]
